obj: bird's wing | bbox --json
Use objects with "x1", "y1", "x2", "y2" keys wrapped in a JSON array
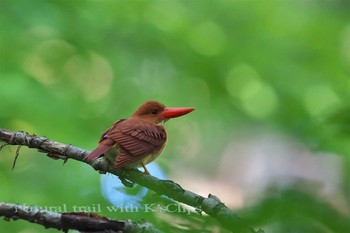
[
  {"x1": 84, "y1": 120, "x2": 126, "y2": 161},
  {"x1": 106, "y1": 119, "x2": 167, "y2": 168}
]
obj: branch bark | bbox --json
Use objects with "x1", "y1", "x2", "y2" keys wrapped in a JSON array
[
  {"x1": 0, "y1": 128, "x2": 260, "y2": 233},
  {"x1": 0, "y1": 202, "x2": 161, "y2": 233}
]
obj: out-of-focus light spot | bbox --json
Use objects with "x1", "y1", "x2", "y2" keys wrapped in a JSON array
[
  {"x1": 241, "y1": 83, "x2": 278, "y2": 119},
  {"x1": 23, "y1": 25, "x2": 59, "y2": 39},
  {"x1": 226, "y1": 64, "x2": 260, "y2": 97},
  {"x1": 188, "y1": 21, "x2": 227, "y2": 56},
  {"x1": 147, "y1": 1, "x2": 188, "y2": 32},
  {"x1": 219, "y1": 135, "x2": 343, "y2": 204},
  {"x1": 226, "y1": 64, "x2": 278, "y2": 119},
  {"x1": 22, "y1": 54, "x2": 56, "y2": 85},
  {"x1": 22, "y1": 39, "x2": 75, "y2": 85},
  {"x1": 303, "y1": 84, "x2": 341, "y2": 117},
  {"x1": 64, "y1": 52, "x2": 114, "y2": 102}
]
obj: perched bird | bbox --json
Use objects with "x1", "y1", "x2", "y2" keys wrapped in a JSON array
[{"x1": 84, "y1": 101, "x2": 195, "y2": 174}]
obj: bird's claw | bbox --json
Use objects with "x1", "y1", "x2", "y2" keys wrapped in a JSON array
[{"x1": 141, "y1": 162, "x2": 151, "y2": 175}]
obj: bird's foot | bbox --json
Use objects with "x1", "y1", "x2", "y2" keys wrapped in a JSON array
[{"x1": 141, "y1": 162, "x2": 151, "y2": 175}]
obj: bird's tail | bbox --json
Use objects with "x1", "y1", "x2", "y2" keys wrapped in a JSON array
[{"x1": 84, "y1": 140, "x2": 114, "y2": 161}]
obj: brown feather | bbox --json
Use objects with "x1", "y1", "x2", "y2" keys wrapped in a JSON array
[
  {"x1": 84, "y1": 120, "x2": 125, "y2": 161},
  {"x1": 106, "y1": 118, "x2": 167, "y2": 168}
]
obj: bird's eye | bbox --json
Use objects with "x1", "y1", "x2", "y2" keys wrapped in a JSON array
[{"x1": 151, "y1": 109, "x2": 158, "y2": 115}]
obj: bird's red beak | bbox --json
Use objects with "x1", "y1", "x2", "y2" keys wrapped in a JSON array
[{"x1": 161, "y1": 107, "x2": 195, "y2": 119}]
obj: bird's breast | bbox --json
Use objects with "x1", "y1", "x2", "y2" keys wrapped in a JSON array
[{"x1": 127, "y1": 140, "x2": 167, "y2": 169}]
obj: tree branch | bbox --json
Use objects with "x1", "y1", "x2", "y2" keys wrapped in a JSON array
[
  {"x1": 0, "y1": 202, "x2": 161, "y2": 233},
  {"x1": 0, "y1": 128, "x2": 260, "y2": 233}
]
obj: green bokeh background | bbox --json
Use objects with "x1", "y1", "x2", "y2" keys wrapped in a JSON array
[{"x1": 1, "y1": 0, "x2": 350, "y2": 232}]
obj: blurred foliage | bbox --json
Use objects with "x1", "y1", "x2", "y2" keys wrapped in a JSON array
[{"x1": 1, "y1": 0, "x2": 350, "y2": 232}]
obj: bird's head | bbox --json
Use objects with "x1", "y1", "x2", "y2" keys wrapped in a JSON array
[{"x1": 131, "y1": 100, "x2": 195, "y2": 125}]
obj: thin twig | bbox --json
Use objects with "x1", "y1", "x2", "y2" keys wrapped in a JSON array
[{"x1": 11, "y1": 145, "x2": 22, "y2": 171}]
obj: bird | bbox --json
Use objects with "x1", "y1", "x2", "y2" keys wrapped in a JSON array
[{"x1": 84, "y1": 100, "x2": 195, "y2": 175}]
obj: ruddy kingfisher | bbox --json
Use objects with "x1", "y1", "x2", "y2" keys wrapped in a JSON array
[{"x1": 84, "y1": 101, "x2": 195, "y2": 174}]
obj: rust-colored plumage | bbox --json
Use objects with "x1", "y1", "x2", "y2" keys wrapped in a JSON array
[{"x1": 84, "y1": 101, "x2": 195, "y2": 174}]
